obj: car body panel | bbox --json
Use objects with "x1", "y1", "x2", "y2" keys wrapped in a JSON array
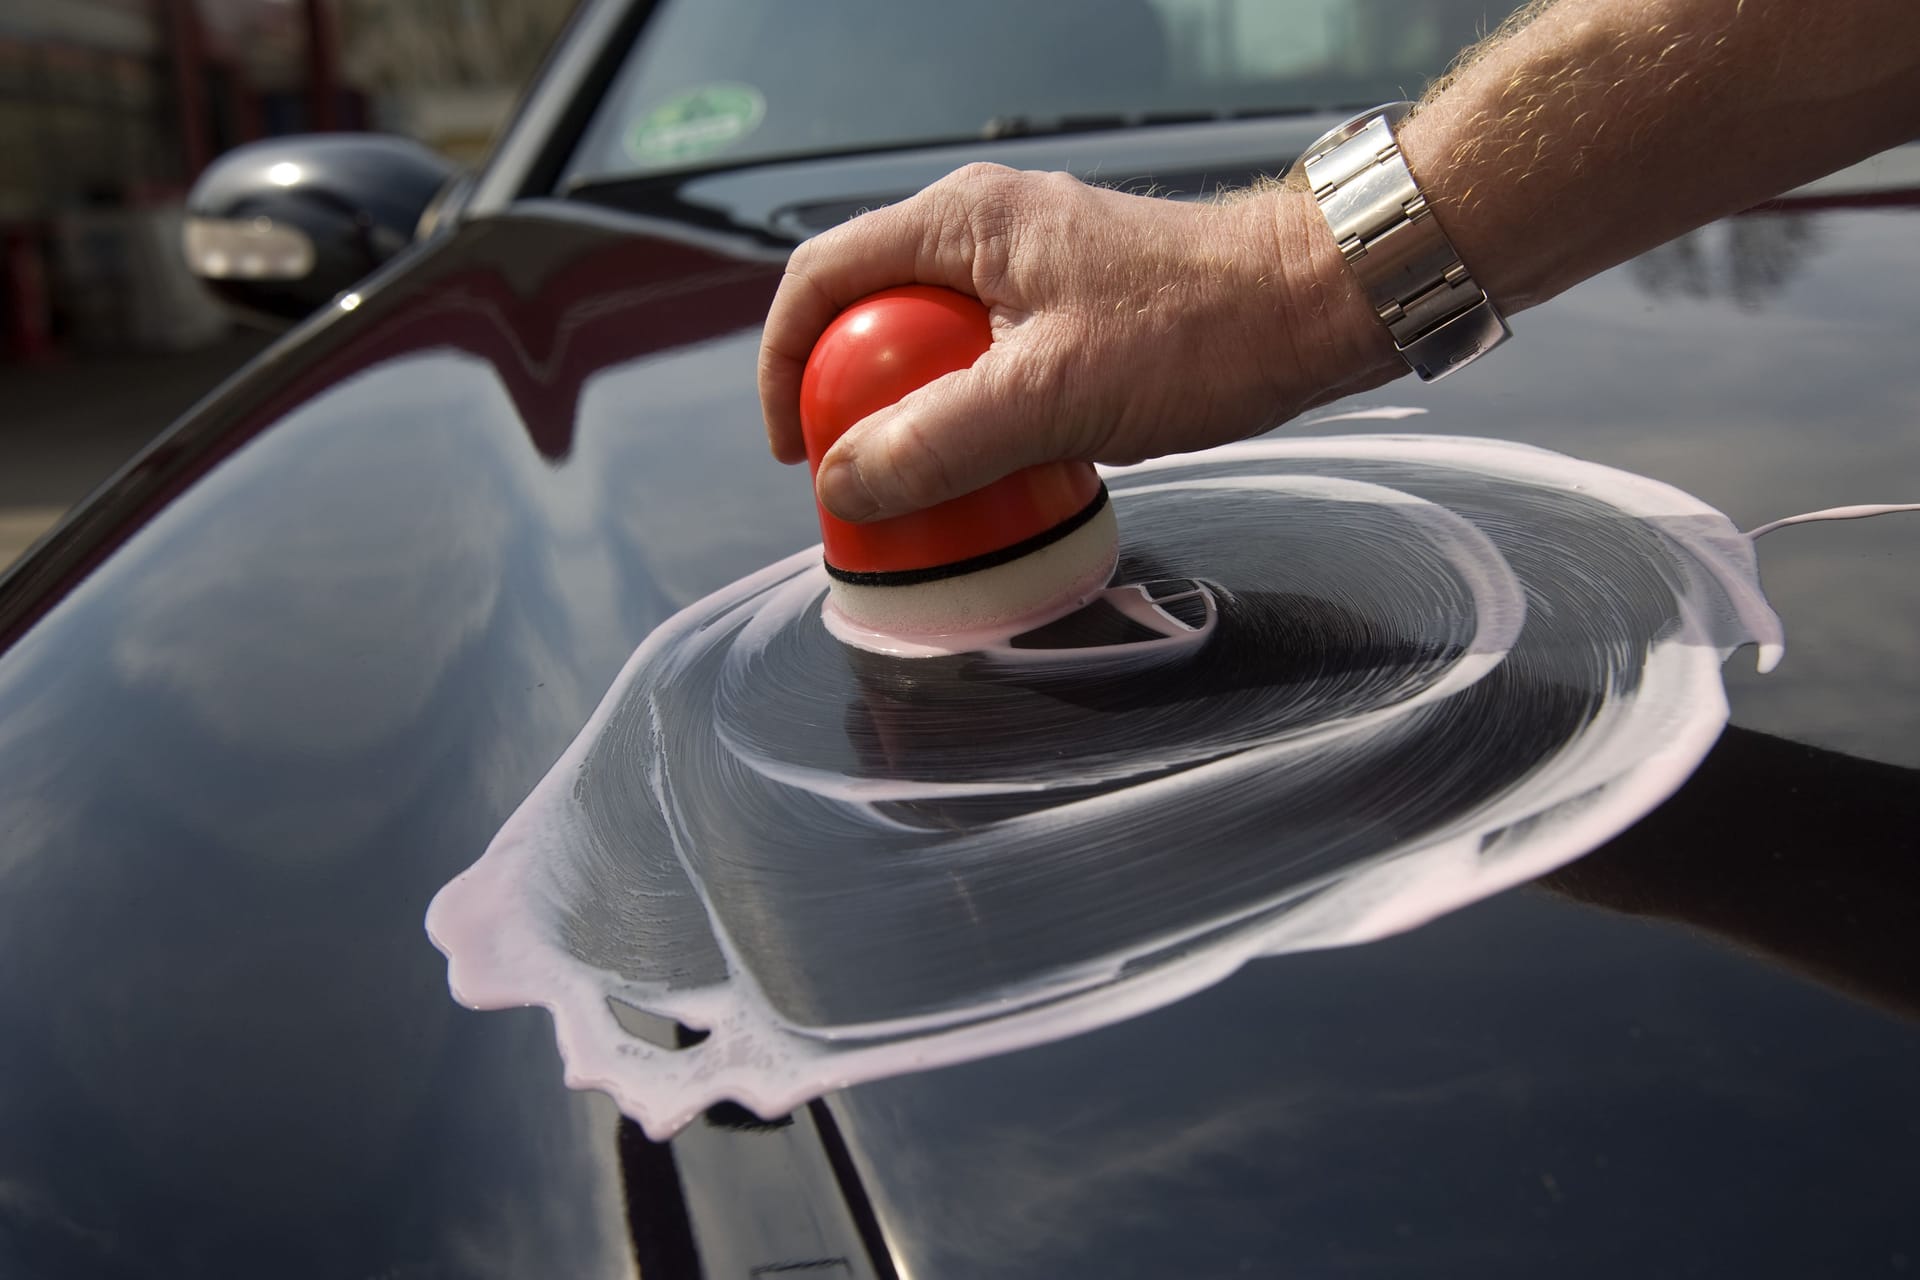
[
  {"x1": 815, "y1": 174, "x2": 1920, "y2": 1279},
  {"x1": 2, "y1": 130, "x2": 1918, "y2": 1276}
]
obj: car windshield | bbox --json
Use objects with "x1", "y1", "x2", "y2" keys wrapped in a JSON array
[{"x1": 563, "y1": 0, "x2": 1528, "y2": 185}]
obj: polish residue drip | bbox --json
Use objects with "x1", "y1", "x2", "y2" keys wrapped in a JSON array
[
  {"x1": 427, "y1": 435, "x2": 1792, "y2": 1139},
  {"x1": 1744, "y1": 502, "x2": 1920, "y2": 540}
]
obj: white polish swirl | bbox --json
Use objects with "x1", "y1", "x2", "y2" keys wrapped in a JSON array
[{"x1": 428, "y1": 435, "x2": 1787, "y2": 1139}]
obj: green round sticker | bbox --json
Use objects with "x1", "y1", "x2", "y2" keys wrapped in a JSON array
[{"x1": 627, "y1": 83, "x2": 767, "y2": 166}]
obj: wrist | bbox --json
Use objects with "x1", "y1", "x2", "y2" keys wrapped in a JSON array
[
  {"x1": 1396, "y1": 104, "x2": 1548, "y2": 312},
  {"x1": 1263, "y1": 187, "x2": 1401, "y2": 410}
]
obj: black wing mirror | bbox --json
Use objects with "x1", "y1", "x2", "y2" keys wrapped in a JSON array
[{"x1": 184, "y1": 134, "x2": 457, "y2": 322}]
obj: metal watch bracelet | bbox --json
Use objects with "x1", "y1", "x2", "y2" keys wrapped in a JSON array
[{"x1": 1296, "y1": 102, "x2": 1510, "y2": 382}]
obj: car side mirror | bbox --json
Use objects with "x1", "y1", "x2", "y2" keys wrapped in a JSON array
[{"x1": 184, "y1": 134, "x2": 457, "y2": 322}]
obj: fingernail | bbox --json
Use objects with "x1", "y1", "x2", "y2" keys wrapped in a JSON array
[{"x1": 817, "y1": 454, "x2": 880, "y2": 522}]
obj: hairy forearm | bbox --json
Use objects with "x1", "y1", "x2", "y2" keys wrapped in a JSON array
[
  {"x1": 760, "y1": 0, "x2": 1920, "y2": 518},
  {"x1": 1399, "y1": 0, "x2": 1920, "y2": 311}
]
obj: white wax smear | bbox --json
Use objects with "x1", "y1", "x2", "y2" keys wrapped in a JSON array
[
  {"x1": 1299, "y1": 405, "x2": 1430, "y2": 426},
  {"x1": 1745, "y1": 503, "x2": 1920, "y2": 540},
  {"x1": 428, "y1": 435, "x2": 1795, "y2": 1139}
]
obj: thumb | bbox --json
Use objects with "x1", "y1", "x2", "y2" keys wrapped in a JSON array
[{"x1": 814, "y1": 351, "x2": 1068, "y2": 522}]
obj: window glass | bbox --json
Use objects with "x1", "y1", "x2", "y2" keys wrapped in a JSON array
[{"x1": 565, "y1": 0, "x2": 1525, "y2": 185}]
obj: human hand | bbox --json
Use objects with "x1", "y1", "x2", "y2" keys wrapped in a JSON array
[{"x1": 758, "y1": 163, "x2": 1394, "y2": 522}]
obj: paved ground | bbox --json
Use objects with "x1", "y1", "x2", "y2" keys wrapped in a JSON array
[{"x1": 0, "y1": 330, "x2": 272, "y2": 569}]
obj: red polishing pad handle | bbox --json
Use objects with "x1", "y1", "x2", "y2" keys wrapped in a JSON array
[{"x1": 799, "y1": 285, "x2": 1100, "y2": 578}]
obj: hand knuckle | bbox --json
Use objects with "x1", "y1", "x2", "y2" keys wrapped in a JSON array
[
  {"x1": 951, "y1": 160, "x2": 1016, "y2": 189},
  {"x1": 965, "y1": 186, "x2": 1032, "y2": 290},
  {"x1": 1039, "y1": 168, "x2": 1083, "y2": 196}
]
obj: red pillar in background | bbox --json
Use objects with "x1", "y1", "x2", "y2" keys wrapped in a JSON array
[
  {"x1": 2, "y1": 229, "x2": 56, "y2": 363},
  {"x1": 162, "y1": 0, "x2": 211, "y2": 180},
  {"x1": 303, "y1": 0, "x2": 339, "y2": 132},
  {"x1": 233, "y1": 64, "x2": 265, "y2": 143}
]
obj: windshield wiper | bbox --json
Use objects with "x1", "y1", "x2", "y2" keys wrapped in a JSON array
[
  {"x1": 561, "y1": 170, "x2": 800, "y2": 245},
  {"x1": 980, "y1": 105, "x2": 1330, "y2": 139},
  {"x1": 566, "y1": 105, "x2": 1344, "y2": 203},
  {"x1": 565, "y1": 134, "x2": 998, "y2": 202},
  {"x1": 561, "y1": 106, "x2": 1357, "y2": 236}
]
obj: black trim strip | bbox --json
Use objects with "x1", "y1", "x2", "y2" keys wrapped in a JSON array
[
  {"x1": 806, "y1": 1099, "x2": 901, "y2": 1280},
  {"x1": 824, "y1": 484, "x2": 1109, "y2": 588},
  {"x1": 616, "y1": 1116, "x2": 704, "y2": 1279}
]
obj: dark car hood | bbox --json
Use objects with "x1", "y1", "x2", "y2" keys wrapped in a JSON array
[{"x1": 2, "y1": 152, "x2": 1918, "y2": 1277}]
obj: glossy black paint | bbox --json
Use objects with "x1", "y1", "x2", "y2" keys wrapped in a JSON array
[
  {"x1": 5, "y1": 129, "x2": 1920, "y2": 1278},
  {"x1": 832, "y1": 729, "x2": 1920, "y2": 1279},
  {"x1": 0, "y1": 208, "x2": 807, "y2": 1277},
  {"x1": 815, "y1": 179, "x2": 1920, "y2": 1280},
  {"x1": 186, "y1": 133, "x2": 458, "y2": 320}
]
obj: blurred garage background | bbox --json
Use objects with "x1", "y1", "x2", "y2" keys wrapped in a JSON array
[{"x1": 0, "y1": 0, "x2": 577, "y2": 568}]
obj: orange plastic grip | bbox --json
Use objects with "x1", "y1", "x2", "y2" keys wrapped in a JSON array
[{"x1": 799, "y1": 285, "x2": 1100, "y2": 578}]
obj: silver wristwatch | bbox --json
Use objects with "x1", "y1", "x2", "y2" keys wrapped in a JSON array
[{"x1": 1296, "y1": 102, "x2": 1509, "y2": 382}]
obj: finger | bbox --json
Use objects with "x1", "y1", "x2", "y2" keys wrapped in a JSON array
[
  {"x1": 757, "y1": 268, "x2": 833, "y2": 464},
  {"x1": 814, "y1": 347, "x2": 1065, "y2": 521},
  {"x1": 757, "y1": 167, "x2": 1011, "y2": 463}
]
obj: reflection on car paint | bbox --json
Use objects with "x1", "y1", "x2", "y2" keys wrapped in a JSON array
[{"x1": 423, "y1": 434, "x2": 1916, "y2": 1138}]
